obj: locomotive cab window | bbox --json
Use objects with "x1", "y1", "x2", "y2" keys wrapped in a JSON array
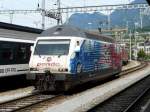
[
  {"x1": 34, "y1": 40, "x2": 70, "y2": 55},
  {"x1": 83, "y1": 40, "x2": 92, "y2": 52}
]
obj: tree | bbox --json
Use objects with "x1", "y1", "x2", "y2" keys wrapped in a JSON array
[{"x1": 137, "y1": 49, "x2": 146, "y2": 60}]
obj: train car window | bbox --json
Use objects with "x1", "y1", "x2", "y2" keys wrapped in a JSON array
[
  {"x1": 83, "y1": 40, "x2": 90, "y2": 52},
  {"x1": 11, "y1": 42, "x2": 32, "y2": 64},
  {"x1": 18, "y1": 46, "x2": 26, "y2": 60},
  {"x1": 90, "y1": 41, "x2": 95, "y2": 51},
  {"x1": 2, "y1": 48, "x2": 13, "y2": 60},
  {"x1": 0, "y1": 42, "x2": 14, "y2": 64},
  {"x1": 26, "y1": 44, "x2": 32, "y2": 61},
  {"x1": 17, "y1": 43, "x2": 30, "y2": 64},
  {"x1": 0, "y1": 41, "x2": 32, "y2": 65}
]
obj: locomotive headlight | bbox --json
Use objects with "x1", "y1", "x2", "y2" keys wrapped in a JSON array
[
  {"x1": 70, "y1": 52, "x2": 76, "y2": 59},
  {"x1": 58, "y1": 68, "x2": 63, "y2": 72},
  {"x1": 58, "y1": 68, "x2": 68, "y2": 72}
]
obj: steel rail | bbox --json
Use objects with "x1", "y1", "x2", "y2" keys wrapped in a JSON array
[
  {"x1": 123, "y1": 86, "x2": 150, "y2": 112},
  {"x1": 0, "y1": 93, "x2": 58, "y2": 112},
  {"x1": 119, "y1": 62, "x2": 147, "y2": 76},
  {"x1": 88, "y1": 62, "x2": 149, "y2": 112}
]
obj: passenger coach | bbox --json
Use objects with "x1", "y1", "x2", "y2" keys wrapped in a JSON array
[
  {"x1": 28, "y1": 25, "x2": 122, "y2": 91},
  {"x1": 0, "y1": 37, "x2": 33, "y2": 77}
]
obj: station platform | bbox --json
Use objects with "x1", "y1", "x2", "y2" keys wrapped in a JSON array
[
  {"x1": 0, "y1": 86, "x2": 34, "y2": 104},
  {"x1": 0, "y1": 61, "x2": 143, "y2": 112},
  {"x1": 122, "y1": 60, "x2": 140, "y2": 71},
  {"x1": 43, "y1": 63, "x2": 150, "y2": 112}
]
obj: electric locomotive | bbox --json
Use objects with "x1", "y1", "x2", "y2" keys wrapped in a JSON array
[{"x1": 28, "y1": 25, "x2": 122, "y2": 91}]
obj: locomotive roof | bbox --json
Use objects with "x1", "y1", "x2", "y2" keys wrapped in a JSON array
[{"x1": 41, "y1": 25, "x2": 115, "y2": 43}]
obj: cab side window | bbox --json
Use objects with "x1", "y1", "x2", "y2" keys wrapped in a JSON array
[{"x1": 83, "y1": 40, "x2": 93, "y2": 52}]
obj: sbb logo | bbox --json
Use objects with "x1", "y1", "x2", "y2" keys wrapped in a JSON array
[{"x1": 47, "y1": 57, "x2": 52, "y2": 62}]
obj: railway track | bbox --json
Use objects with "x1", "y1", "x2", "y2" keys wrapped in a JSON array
[
  {"x1": 123, "y1": 85, "x2": 150, "y2": 112},
  {"x1": 0, "y1": 93, "x2": 57, "y2": 112},
  {"x1": 119, "y1": 62, "x2": 147, "y2": 76},
  {"x1": 0, "y1": 62, "x2": 147, "y2": 112},
  {"x1": 88, "y1": 62, "x2": 150, "y2": 112}
]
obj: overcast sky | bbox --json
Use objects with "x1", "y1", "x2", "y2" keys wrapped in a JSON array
[{"x1": 0, "y1": 0, "x2": 134, "y2": 29}]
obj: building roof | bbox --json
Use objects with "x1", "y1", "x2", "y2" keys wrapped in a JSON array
[{"x1": 0, "y1": 22, "x2": 43, "y2": 34}]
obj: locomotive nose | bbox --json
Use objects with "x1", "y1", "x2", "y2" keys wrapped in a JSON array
[{"x1": 32, "y1": 55, "x2": 68, "y2": 73}]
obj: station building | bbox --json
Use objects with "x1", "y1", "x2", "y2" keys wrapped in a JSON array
[{"x1": 133, "y1": 41, "x2": 150, "y2": 59}]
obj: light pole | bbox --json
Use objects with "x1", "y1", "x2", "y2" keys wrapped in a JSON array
[
  {"x1": 41, "y1": 0, "x2": 45, "y2": 29},
  {"x1": 134, "y1": 22, "x2": 139, "y2": 60},
  {"x1": 121, "y1": 32, "x2": 124, "y2": 44},
  {"x1": 140, "y1": 9, "x2": 143, "y2": 29},
  {"x1": 107, "y1": 10, "x2": 111, "y2": 30},
  {"x1": 57, "y1": 0, "x2": 62, "y2": 25},
  {"x1": 129, "y1": 30, "x2": 132, "y2": 61},
  {"x1": 10, "y1": 12, "x2": 14, "y2": 24}
]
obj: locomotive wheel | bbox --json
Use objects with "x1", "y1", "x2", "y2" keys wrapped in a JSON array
[{"x1": 35, "y1": 74, "x2": 55, "y2": 91}]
